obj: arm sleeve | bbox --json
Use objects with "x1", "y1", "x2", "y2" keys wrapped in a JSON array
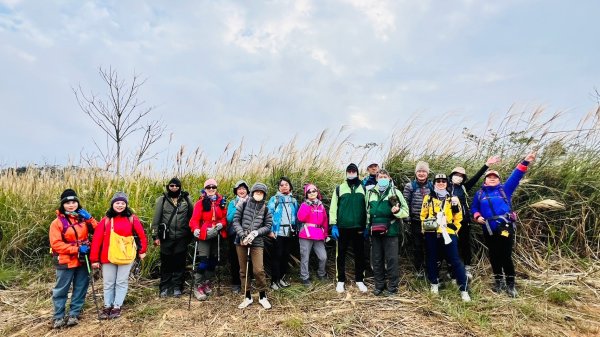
[
  {"x1": 297, "y1": 203, "x2": 310, "y2": 223},
  {"x1": 232, "y1": 203, "x2": 244, "y2": 237},
  {"x1": 257, "y1": 209, "x2": 273, "y2": 236},
  {"x1": 504, "y1": 162, "x2": 528, "y2": 197},
  {"x1": 420, "y1": 195, "x2": 430, "y2": 221},
  {"x1": 393, "y1": 189, "x2": 410, "y2": 219},
  {"x1": 49, "y1": 219, "x2": 78, "y2": 255},
  {"x1": 90, "y1": 217, "x2": 106, "y2": 263},
  {"x1": 464, "y1": 164, "x2": 488, "y2": 190},
  {"x1": 133, "y1": 216, "x2": 148, "y2": 254},
  {"x1": 471, "y1": 191, "x2": 482, "y2": 219},
  {"x1": 226, "y1": 200, "x2": 236, "y2": 224},
  {"x1": 328, "y1": 188, "x2": 338, "y2": 225},
  {"x1": 267, "y1": 196, "x2": 279, "y2": 234},
  {"x1": 189, "y1": 200, "x2": 203, "y2": 233},
  {"x1": 150, "y1": 196, "x2": 164, "y2": 239}
]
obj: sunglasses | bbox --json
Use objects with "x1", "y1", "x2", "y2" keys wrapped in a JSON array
[
  {"x1": 205, "y1": 185, "x2": 217, "y2": 190},
  {"x1": 307, "y1": 190, "x2": 318, "y2": 194},
  {"x1": 434, "y1": 180, "x2": 447, "y2": 183},
  {"x1": 168, "y1": 184, "x2": 180, "y2": 188}
]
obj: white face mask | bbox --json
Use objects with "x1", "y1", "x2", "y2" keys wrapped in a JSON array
[
  {"x1": 253, "y1": 193, "x2": 264, "y2": 202},
  {"x1": 346, "y1": 173, "x2": 358, "y2": 180},
  {"x1": 452, "y1": 175, "x2": 464, "y2": 185}
]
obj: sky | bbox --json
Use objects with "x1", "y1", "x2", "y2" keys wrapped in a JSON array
[{"x1": 1, "y1": 0, "x2": 598, "y2": 169}]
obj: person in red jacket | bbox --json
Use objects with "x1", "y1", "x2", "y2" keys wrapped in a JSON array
[
  {"x1": 189, "y1": 179, "x2": 227, "y2": 300},
  {"x1": 49, "y1": 189, "x2": 98, "y2": 329},
  {"x1": 90, "y1": 192, "x2": 147, "y2": 320}
]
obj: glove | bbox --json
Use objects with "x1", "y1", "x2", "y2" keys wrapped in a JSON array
[
  {"x1": 193, "y1": 229, "x2": 201, "y2": 238},
  {"x1": 220, "y1": 196, "x2": 227, "y2": 208},
  {"x1": 331, "y1": 225, "x2": 339, "y2": 241},
  {"x1": 78, "y1": 244, "x2": 90, "y2": 254},
  {"x1": 363, "y1": 228, "x2": 370, "y2": 239},
  {"x1": 243, "y1": 230, "x2": 258, "y2": 245},
  {"x1": 77, "y1": 209, "x2": 92, "y2": 221},
  {"x1": 215, "y1": 223, "x2": 223, "y2": 231}
]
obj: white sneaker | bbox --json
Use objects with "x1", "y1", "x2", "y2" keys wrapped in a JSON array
[
  {"x1": 270, "y1": 282, "x2": 280, "y2": 291},
  {"x1": 430, "y1": 284, "x2": 439, "y2": 295},
  {"x1": 238, "y1": 297, "x2": 253, "y2": 309},
  {"x1": 258, "y1": 297, "x2": 272, "y2": 309},
  {"x1": 278, "y1": 279, "x2": 290, "y2": 288},
  {"x1": 461, "y1": 291, "x2": 471, "y2": 302},
  {"x1": 356, "y1": 281, "x2": 368, "y2": 293},
  {"x1": 336, "y1": 282, "x2": 345, "y2": 293}
]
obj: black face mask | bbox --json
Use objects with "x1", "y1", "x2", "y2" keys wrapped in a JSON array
[
  {"x1": 167, "y1": 188, "x2": 181, "y2": 198},
  {"x1": 347, "y1": 177, "x2": 360, "y2": 186}
]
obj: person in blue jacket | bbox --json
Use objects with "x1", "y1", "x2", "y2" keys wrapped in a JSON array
[
  {"x1": 471, "y1": 152, "x2": 536, "y2": 297},
  {"x1": 226, "y1": 180, "x2": 250, "y2": 293}
]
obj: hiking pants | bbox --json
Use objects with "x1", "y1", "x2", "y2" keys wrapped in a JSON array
[
  {"x1": 299, "y1": 238, "x2": 327, "y2": 281},
  {"x1": 237, "y1": 245, "x2": 267, "y2": 292},
  {"x1": 425, "y1": 233, "x2": 468, "y2": 291},
  {"x1": 484, "y1": 230, "x2": 515, "y2": 286},
  {"x1": 102, "y1": 262, "x2": 133, "y2": 308},
  {"x1": 457, "y1": 219, "x2": 472, "y2": 266},
  {"x1": 409, "y1": 219, "x2": 425, "y2": 271},
  {"x1": 336, "y1": 227, "x2": 366, "y2": 282},
  {"x1": 195, "y1": 238, "x2": 218, "y2": 283},
  {"x1": 52, "y1": 265, "x2": 89, "y2": 320},
  {"x1": 228, "y1": 235, "x2": 241, "y2": 286},
  {"x1": 371, "y1": 235, "x2": 399, "y2": 292},
  {"x1": 269, "y1": 235, "x2": 293, "y2": 283},
  {"x1": 159, "y1": 250, "x2": 187, "y2": 292}
]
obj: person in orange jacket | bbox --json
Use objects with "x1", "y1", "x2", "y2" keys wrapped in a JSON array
[
  {"x1": 49, "y1": 189, "x2": 98, "y2": 329},
  {"x1": 189, "y1": 178, "x2": 227, "y2": 300},
  {"x1": 90, "y1": 192, "x2": 147, "y2": 320}
]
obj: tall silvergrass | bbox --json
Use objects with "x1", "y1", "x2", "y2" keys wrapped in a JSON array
[{"x1": 1, "y1": 108, "x2": 599, "y2": 273}]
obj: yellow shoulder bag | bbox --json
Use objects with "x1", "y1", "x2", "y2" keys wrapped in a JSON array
[{"x1": 107, "y1": 218, "x2": 137, "y2": 265}]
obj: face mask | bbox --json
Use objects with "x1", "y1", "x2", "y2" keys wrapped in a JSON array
[
  {"x1": 346, "y1": 173, "x2": 358, "y2": 180},
  {"x1": 378, "y1": 178, "x2": 390, "y2": 188},
  {"x1": 253, "y1": 193, "x2": 264, "y2": 202},
  {"x1": 452, "y1": 175, "x2": 464, "y2": 185}
]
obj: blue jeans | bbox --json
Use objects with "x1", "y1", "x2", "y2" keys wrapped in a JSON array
[
  {"x1": 52, "y1": 265, "x2": 90, "y2": 319},
  {"x1": 424, "y1": 232, "x2": 468, "y2": 291},
  {"x1": 102, "y1": 262, "x2": 133, "y2": 308}
]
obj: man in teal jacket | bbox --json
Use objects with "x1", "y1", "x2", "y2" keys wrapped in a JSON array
[{"x1": 329, "y1": 163, "x2": 368, "y2": 293}]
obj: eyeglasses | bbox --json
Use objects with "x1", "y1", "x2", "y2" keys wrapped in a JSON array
[
  {"x1": 307, "y1": 190, "x2": 318, "y2": 194},
  {"x1": 205, "y1": 185, "x2": 217, "y2": 190},
  {"x1": 434, "y1": 180, "x2": 447, "y2": 183},
  {"x1": 168, "y1": 184, "x2": 180, "y2": 188}
]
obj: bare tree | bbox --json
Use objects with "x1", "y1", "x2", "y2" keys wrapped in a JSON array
[{"x1": 73, "y1": 66, "x2": 165, "y2": 175}]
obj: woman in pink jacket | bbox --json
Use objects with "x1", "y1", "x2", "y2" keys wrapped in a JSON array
[{"x1": 297, "y1": 184, "x2": 328, "y2": 286}]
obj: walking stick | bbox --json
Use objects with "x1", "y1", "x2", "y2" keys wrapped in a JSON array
[
  {"x1": 243, "y1": 246, "x2": 250, "y2": 297},
  {"x1": 84, "y1": 255, "x2": 101, "y2": 321},
  {"x1": 216, "y1": 234, "x2": 221, "y2": 296},
  {"x1": 188, "y1": 240, "x2": 198, "y2": 310}
]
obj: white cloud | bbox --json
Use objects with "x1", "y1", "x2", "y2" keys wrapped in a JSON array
[{"x1": 341, "y1": 0, "x2": 396, "y2": 40}]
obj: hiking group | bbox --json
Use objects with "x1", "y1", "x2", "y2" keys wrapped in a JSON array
[{"x1": 49, "y1": 151, "x2": 536, "y2": 328}]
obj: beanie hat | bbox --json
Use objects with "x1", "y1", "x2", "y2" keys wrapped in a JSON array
[
  {"x1": 346, "y1": 163, "x2": 359, "y2": 172},
  {"x1": 111, "y1": 191, "x2": 128, "y2": 205},
  {"x1": 168, "y1": 177, "x2": 182, "y2": 187},
  {"x1": 60, "y1": 189, "x2": 79, "y2": 205},
  {"x1": 233, "y1": 180, "x2": 249, "y2": 194},
  {"x1": 278, "y1": 176, "x2": 293, "y2": 191},
  {"x1": 415, "y1": 161, "x2": 430, "y2": 174},
  {"x1": 204, "y1": 178, "x2": 218, "y2": 188}
]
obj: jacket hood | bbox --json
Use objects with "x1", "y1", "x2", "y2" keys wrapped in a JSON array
[
  {"x1": 233, "y1": 180, "x2": 249, "y2": 194},
  {"x1": 250, "y1": 182, "x2": 268, "y2": 195}
]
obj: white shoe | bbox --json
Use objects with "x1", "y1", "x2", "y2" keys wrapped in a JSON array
[
  {"x1": 336, "y1": 282, "x2": 345, "y2": 293},
  {"x1": 258, "y1": 297, "x2": 272, "y2": 309},
  {"x1": 270, "y1": 282, "x2": 280, "y2": 291},
  {"x1": 430, "y1": 284, "x2": 439, "y2": 295},
  {"x1": 356, "y1": 281, "x2": 368, "y2": 293},
  {"x1": 238, "y1": 297, "x2": 253, "y2": 309},
  {"x1": 278, "y1": 279, "x2": 290, "y2": 288},
  {"x1": 461, "y1": 291, "x2": 471, "y2": 302}
]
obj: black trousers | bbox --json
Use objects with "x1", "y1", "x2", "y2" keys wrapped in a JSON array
[
  {"x1": 484, "y1": 231, "x2": 515, "y2": 286},
  {"x1": 336, "y1": 228, "x2": 366, "y2": 282},
  {"x1": 457, "y1": 219, "x2": 472, "y2": 266},
  {"x1": 159, "y1": 250, "x2": 187, "y2": 291},
  {"x1": 409, "y1": 219, "x2": 425, "y2": 271},
  {"x1": 269, "y1": 236, "x2": 293, "y2": 282},
  {"x1": 227, "y1": 235, "x2": 241, "y2": 286}
]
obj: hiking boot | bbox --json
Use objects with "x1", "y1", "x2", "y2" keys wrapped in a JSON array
[
  {"x1": 384, "y1": 289, "x2": 398, "y2": 297},
  {"x1": 506, "y1": 285, "x2": 518, "y2": 298},
  {"x1": 492, "y1": 279, "x2": 505, "y2": 293},
  {"x1": 317, "y1": 274, "x2": 327, "y2": 281},
  {"x1": 109, "y1": 307, "x2": 122, "y2": 319},
  {"x1": 53, "y1": 318, "x2": 66, "y2": 329},
  {"x1": 278, "y1": 279, "x2": 290, "y2": 288},
  {"x1": 430, "y1": 284, "x2": 439, "y2": 295},
  {"x1": 231, "y1": 285, "x2": 241, "y2": 294},
  {"x1": 173, "y1": 288, "x2": 182, "y2": 298},
  {"x1": 356, "y1": 281, "x2": 368, "y2": 293},
  {"x1": 258, "y1": 297, "x2": 272, "y2": 309},
  {"x1": 203, "y1": 282, "x2": 213, "y2": 295},
  {"x1": 336, "y1": 282, "x2": 345, "y2": 293},
  {"x1": 301, "y1": 279, "x2": 312, "y2": 287},
  {"x1": 461, "y1": 291, "x2": 471, "y2": 302},
  {"x1": 160, "y1": 289, "x2": 169, "y2": 298},
  {"x1": 238, "y1": 297, "x2": 253, "y2": 309},
  {"x1": 66, "y1": 316, "x2": 79, "y2": 327},
  {"x1": 98, "y1": 306, "x2": 112, "y2": 320},
  {"x1": 372, "y1": 288, "x2": 384, "y2": 296},
  {"x1": 194, "y1": 286, "x2": 207, "y2": 301},
  {"x1": 270, "y1": 282, "x2": 280, "y2": 291}
]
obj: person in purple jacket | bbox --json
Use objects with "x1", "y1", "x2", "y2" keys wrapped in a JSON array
[{"x1": 471, "y1": 152, "x2": 536, "y2": 297}]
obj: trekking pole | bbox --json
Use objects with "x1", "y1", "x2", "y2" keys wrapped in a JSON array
[
  {"x1": 188, "y1": 240, "x2": 198, "y2": 310},
  {"x1": 216, "y1": 234, "x2": 221, "y2": 296},
  {"x1": 84, "y1": 255, "x2": 101, "y2": 321},
  {"x1": 243, "y1": 246, "x2": 250, "y2": 298}
]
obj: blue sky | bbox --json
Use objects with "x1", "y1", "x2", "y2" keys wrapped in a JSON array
[{"x1": 1, "y1": 0, "x2": 598, "y2": 168}]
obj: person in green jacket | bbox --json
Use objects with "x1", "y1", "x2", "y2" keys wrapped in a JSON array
[
  {"x1": 366, "y1": 170, "x2": 409, "y2": 295},
  {"x1": 329, "y1": 163, "x2": 368, "y2": 293}
]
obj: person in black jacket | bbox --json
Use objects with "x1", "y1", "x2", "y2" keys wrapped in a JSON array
[
  {"x1": 448, "y1": 156, "x2": 500, "y2": 278},
  {"x1": 151, "y1": 178, "x2": 193, "y2": 298}
]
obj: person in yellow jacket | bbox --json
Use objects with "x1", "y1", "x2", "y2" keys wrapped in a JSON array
[{"x1": 420, "y1": 174, "x2": 470, "y2": 302}]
